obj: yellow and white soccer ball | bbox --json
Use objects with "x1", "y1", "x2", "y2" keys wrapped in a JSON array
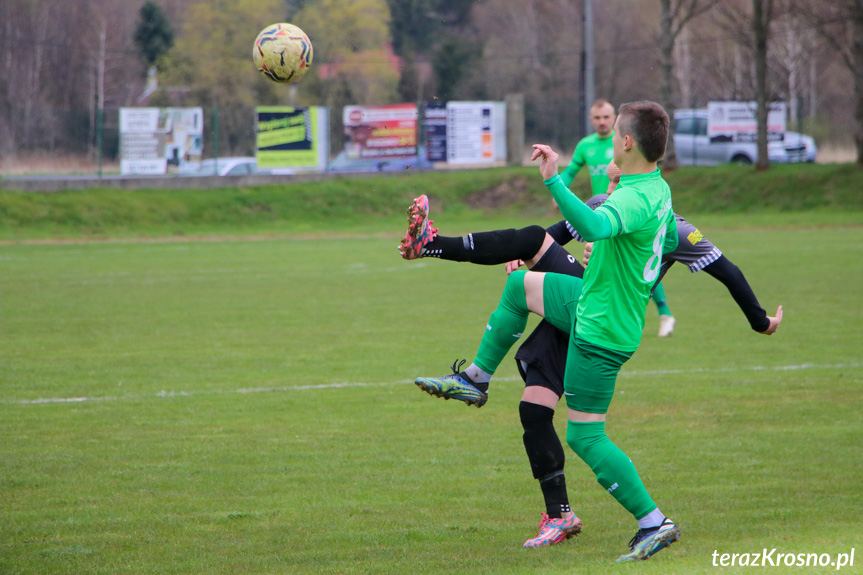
[{"x1": 252, "y1": 23, "x2": 313, "y2": 83}]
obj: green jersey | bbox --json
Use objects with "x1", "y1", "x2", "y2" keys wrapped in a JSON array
[
  {"x1": 560, "y1": 132, "x2": 615, "y2": 196},
  {"x1": 576, "y1": 169, "x2": 675, "y2": 352}
]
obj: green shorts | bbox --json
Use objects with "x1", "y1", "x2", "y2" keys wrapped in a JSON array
[
  {"x1": 563, "y1": 336, "x2": 632, "y2": 413},
  {"x1": 539, "y1": 272, "x2": 633, "y2": 414},
  {"x1": 540, "y1": 272, "x2": 582, "y2": 334}
]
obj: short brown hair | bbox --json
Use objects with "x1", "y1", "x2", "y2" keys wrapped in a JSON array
[
  {"x1": 590, "y1": 99, "x2": 615, "y2": 113},
  {"x1": 617, "y1": 101, "x2": 669, "y2": 163}
]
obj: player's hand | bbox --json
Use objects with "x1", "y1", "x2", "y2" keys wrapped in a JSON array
[
  {"x1": 760, "y1": 305, "x2": 783, "y2": 335},
  {"x1": 582, "y1": 242, "x2": 594, "y2": 267},
  {"x1": 531, "y1": 144, "x2": 560, "y2": 180},
  {"x1": 505, "y1": 259, "x2": 524, "y2": 275}
]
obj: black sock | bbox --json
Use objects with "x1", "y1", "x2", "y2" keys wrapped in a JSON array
[
  {"x1": 420, "y1": 235, "x2": 465, "y2": 260},
  {"x1": 539, "y1": 473, "x2": 570, "y2": 519},
  {"x1": 520, "y1": 401, "x2": 569, "y2": 518},
  {"x1": 422, "y1": 226, "x2": 546, "y2": 264}
]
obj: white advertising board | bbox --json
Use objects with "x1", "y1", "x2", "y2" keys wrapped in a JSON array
[
  {"x1": 445, "y1": 101, "x2": 506, "y2": 165},
  {"x1": 120, "y1": 107, "x2": 204, "y2": 175},
  {"x1": 707, "y1": 101, "x2": 787, "y2": 143}
]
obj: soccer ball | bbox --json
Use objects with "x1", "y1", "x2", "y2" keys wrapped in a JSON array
[{"x1": 252, "y1": 23, "x2": 313, "y2": 83}]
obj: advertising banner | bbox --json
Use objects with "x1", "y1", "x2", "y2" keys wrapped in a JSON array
[
  {"x1": 446, "y1": 101, "x2": 493, "y2": 164},
  {"x1": 443, "y1": 101, "x2": 506, "y2": 165},
  {"x1": 256, "y1": 106, "x2": 327, "y2": 170},
  {"x1": 119, "y1": 107, "x2": 203, "y2": 175},
  {"x1": 342, "y1": 104, "x2": 418, "y2": 158},
  {"x1": 424, "y1": 102, "x2": 448, "y2": 163},
  {"x1": 707, "y1": 101, "x2": 787, "y2": 143}
]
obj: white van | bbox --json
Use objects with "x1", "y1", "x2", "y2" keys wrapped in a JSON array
[{"x1": 672, "y1": 109, "x2": 817, "y2": 165}]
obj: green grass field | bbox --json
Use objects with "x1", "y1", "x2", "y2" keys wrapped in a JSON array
[{"x1": 2, "y1": 170, "x2": 863, "y2": 574}]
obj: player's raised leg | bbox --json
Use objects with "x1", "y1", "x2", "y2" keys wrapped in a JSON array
[
  {"x1": 414, "y1": 271, "x2": 564, "y2": 407},
  {"x1": 398, "y1": 196, "x2": 550, "y2": 264},
  {"x1": 413, "y1": 358, "x2": 489, "y2": 407},
  {"x1": 398, "y1": 195, "x2": 438, "y2": 260}
]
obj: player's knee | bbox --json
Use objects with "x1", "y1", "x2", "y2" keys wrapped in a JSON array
[
  {"x1": 565, "y1": 421, "x2": 604, "y2": 462},
  {"x1": 565, "y1": 424, "x2": 586, "y2": 459},
  {"x1": 501, "y1": 270, "x2": 527, "y2": 310},
  {"x1": 520, "y1": 399, "x2": 554, "y2": 427},
  {"x1": 516, "y1": 225, "x2": 547, "y2": 257},
  {"x1": 520, "y1": 401, "x2": 564, "y2": 478}
]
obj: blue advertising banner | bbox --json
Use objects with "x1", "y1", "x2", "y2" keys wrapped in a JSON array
[{"x1": 424, "y1": 102, "x2": 448, "y2": 162}]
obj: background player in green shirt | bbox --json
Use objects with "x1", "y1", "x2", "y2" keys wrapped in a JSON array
[
  {"x1": 414, "y1": 102, "x2": 680, "y2": 562},
  {"x1": 560, "y1": 99, "x2": 616, "y2": 196},
  {"x1": 560, "y1": 98, "x2": 675, "y2": 337}
]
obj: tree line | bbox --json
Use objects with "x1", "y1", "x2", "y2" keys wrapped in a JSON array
[{"x1": 1, "y1": 0, "x2": 861, "y2": 167}]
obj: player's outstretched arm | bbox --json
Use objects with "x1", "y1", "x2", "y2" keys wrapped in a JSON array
[
  {"x1": 531, "y1": 144, "x2": 612, "y2": 242},
  {"x1": 760, "y1": 305, "x2": 783, "y2": 335},
  {"x1": 701, "y1": 255, "x2": 777, "y2": 334}
]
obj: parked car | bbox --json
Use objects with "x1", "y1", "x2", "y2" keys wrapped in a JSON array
[
  {"x1": 327, "y1": 146, "x2": 434, "y2": 173},
  {"x1": 672, "y1": 109, "x2": 817, "y2": 166}
]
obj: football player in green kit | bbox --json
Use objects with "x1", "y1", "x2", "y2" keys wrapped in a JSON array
[
  {"x1": 561, "y1": 98, "x2": 675, "y2": 337},
  {"x1": 414, "y1": 101, "x2": 680, "y2": 562},
  {"x1": 559, "y1": 99, "x2": 616, "y2": 196}
]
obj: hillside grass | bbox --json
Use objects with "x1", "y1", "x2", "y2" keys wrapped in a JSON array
[{"x1": 1, "y1": 163, "x2": 862, "y2": 241}]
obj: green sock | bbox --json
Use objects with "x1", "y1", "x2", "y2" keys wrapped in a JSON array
[
  {"x1": 473, "y1": 270, "x2": 528, "y2": 375},
  {"x1": 566, "y1": 420, "x2": 657, "y2": 520},
  {"x1": 652, "y1": 282, "x2": 671, "y2": 316}
]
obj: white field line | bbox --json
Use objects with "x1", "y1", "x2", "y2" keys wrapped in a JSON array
[{"x1": 5, "y1": 362, "x2": 862, "y2": 406}]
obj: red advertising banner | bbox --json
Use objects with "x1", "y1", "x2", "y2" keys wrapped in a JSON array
[{"x1": 342, "y1": 104, "x2": 418, "y2": 158}]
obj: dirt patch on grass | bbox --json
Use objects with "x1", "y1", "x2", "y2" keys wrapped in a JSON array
[{"x1": 465, "y1": 177, "x2": 537, "y2": 210}]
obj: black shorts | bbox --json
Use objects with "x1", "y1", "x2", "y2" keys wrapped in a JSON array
[
  {"x1": 516, "y1": 322, "x2": 569, "y2": 396},
  {"x1": 513, "y1": 241, "x2": 584, "y2": 396},
  {"x1": 530, "y1": 240, "x2": 585, "y2": 278}
]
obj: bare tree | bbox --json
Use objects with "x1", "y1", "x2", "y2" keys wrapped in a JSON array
[
  {"x1": 658, "y1": 0, "x2": 720, "y2": 170},
  {"x1": 855, "y1": 1, "x2": 863, "y2": 164},
  {"x1": 674, "y1": 27, "x2": 693, "y2": 108},
  {"x1": 470, "y1": 0, "x2": 582, "y2": 148},
  {"x1": 753, "y1": 0, "x2": 774, "y2": 171},
  {"x1": 714, "y1": 0, "x2": 775, "y2": 169},
  {"x1": 773, "y1": 13, "x2": 816, "y2": 131},
  {"x1": 797, "y1": 0, "x2": 863, "y2": 165},
  {"x1": 771, "y1": 12, "x2": 817, "y2": 130}
]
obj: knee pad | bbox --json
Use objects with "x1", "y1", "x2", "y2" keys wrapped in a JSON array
[
  {"x1": 514, "y1": 225, "x2": 548, "y2": 259},
  {"x1": 520, "y1": 401, "x2": 564, "y2": 480}
]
